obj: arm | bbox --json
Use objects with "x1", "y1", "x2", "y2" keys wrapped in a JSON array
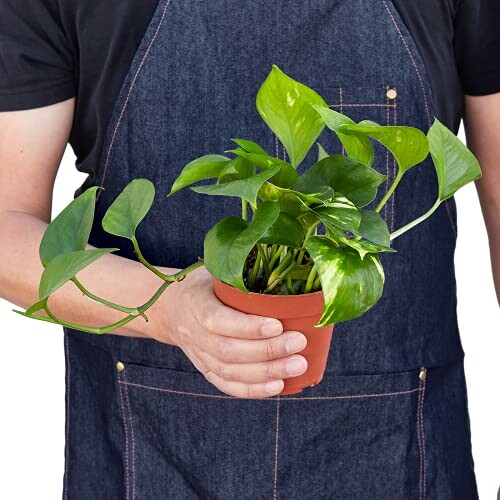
[
  {"x1": 464, "y1": 93, "x2": 500, "y2": 305},
  {"x1": 0, "y1": 101, "x2": 307, "y2": 398}
]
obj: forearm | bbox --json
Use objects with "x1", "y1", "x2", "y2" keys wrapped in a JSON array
[
  {"x1": 0, "y1": 209, "x2": 178, "y2": 339},
  {"x1": 477, "y1": 189, "x2": 500, "y2": 303}
]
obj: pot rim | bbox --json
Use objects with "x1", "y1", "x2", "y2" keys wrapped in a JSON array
[{"x1": 212, "y1": 276, "x2": 324, "y2": 300}]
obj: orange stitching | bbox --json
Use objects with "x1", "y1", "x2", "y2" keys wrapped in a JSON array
[
  {"x1": 385, "y1": 86, "x2": 390, "y2": 221},
  {"x1": 99, "y1": 0, "x2": 173, "y2": 195},
  {"x1": 382, "y1": 0, "x2": 431, "y2": 126},
  {"x1": 63, "y1": 333, "x2": 71, "y2": 500},
  {"x1": 273, "y1": 397, "x2": 281, "y2": 500},
  {"x1": 417, "y1": 371, "x2": 427, "y2": 499},
  {"x1": 329, "y1": 103, "x2": 396, "y2": 108},
  {"x1": 123, "y1": 374, "x2": 136, "y2": 500},
  {"x1": 391, "y1": 97, "x2": 398, "y2": 231},
  {"x1": 119, "y1": 380, "x2": 422, "y2": 401},
  {"x1": 118, "y1": 376, "x2": 131, "y2": 500}
]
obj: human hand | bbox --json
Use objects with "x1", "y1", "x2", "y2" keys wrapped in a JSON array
[{"x1": 149, "y1": 266, "x2": 308, "y2": 398}]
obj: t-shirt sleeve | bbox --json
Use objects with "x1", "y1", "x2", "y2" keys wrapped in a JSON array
[
  {"x1": 455, "y1": 0, "x2": 500, "y2": 96},
  {"x1": 0, "y1": 0, "x2": 75, "y2": 111}
]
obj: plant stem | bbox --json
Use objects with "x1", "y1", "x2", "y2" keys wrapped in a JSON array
[
  {"x1": 297, "y1": 222, "x2": 320, "y2": 265},
  {"x1": 269, "y1": 245, "x2": 285, "y2": 270},
  {"x1": 242, "y1": 199, "x2": 248, "y2": 221},
  {"x1": 304, "y1": 265, "x2": 317, "y2": 294},
  {"x1": 375, "y1": 170, "x2": 403, "y2": 213},
  {"x1": 390, "y1": 200, "x2": 440, "y2": 241},
  {"x1": 257, "y1": 243, "x2": 271, "y2": 278},
  {"x1": 71, "y1": 277, "x2": 143, "y2": 317},
  {"x1": 248, "y1": 250, "x2": 262, "y2": 289},
  {"x1": 268, "y1": 252, "x2": 293, "y2": 284},
  {"x1": 265, "y1": 262, "x2": 296, "y2": 293},
  {"x1": 132, "y1": 237, "x2": 174, "y2": 281}
]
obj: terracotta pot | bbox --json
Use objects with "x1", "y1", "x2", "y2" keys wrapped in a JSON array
[{"x1": 212, "y1": 278, "x2": 334, "y2": 395}]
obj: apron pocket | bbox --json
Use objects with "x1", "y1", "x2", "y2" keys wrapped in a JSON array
[{"x1": 116, "y1": 361, "x2": 426, "y2": 499}]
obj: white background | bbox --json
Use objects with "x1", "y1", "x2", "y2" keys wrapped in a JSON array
[{"x1": 0, "y1": 127, "x2": 498, "y2": 499}]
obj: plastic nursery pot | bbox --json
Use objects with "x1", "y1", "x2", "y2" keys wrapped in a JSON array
[{"x1": 212, "y1": 277, "x2": 334, "y2": 396}]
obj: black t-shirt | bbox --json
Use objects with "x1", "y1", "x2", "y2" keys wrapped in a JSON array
[{"x1": 1, "y1": 0, "x2": 499, "y2": 191}]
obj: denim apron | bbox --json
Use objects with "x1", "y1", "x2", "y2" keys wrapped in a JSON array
[{"x1": 63, "y1": 1, "x2": 478, "y2": 498}]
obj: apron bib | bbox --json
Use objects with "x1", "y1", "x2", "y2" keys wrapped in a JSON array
[{"x1": 63, "y1": 1, "x2": 478, "y2": 498}]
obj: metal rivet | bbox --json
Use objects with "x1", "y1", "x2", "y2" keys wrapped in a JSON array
[
  {"x1": 116, "y1": 361, "x2": 126, "y2": 373},
  {"x1": 386, "y1": 88, "x2": 398, "y2": 100},
  {"x1": 419, "y1": 368, "x2": 427, "y2": 381}
]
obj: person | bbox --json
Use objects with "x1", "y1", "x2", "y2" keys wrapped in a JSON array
[{"x1": 0, "y1": 0, "x2": 498, "y2": 498}]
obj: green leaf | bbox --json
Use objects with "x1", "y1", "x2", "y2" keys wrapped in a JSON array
[
  {"x1": 256, "y1": 65, "x2": 327, "y2": 167},
  {"x1": 358, "y1": 210, "x2": 391, "y2": 247},
  {"x1": 313, "y1": 106, "x2": 374, "y2": 166},
  {"x1": 169, "y1": 155, "x2": 231, "y2": 195},
  {"x1": 230, "y1": 149, "x2": 298, "y2": 188},
  {"x1": 102, "y1": 179, "x2": 155, "y2": 240},
  {"x1": 218, "y1": 157, "x2": 255, "y2": 183},
  {"x1": 39, "y1": 248, "x2": 118, "y2": 300},
  {"x1": 339, "y1": 124, "x2": 429, "y2": 173},
  {"x1": 25, "y1": 299, "x2": 47, "y2": 316},
  {"x1": 192, "y1": 166, "x2": 280, "y2": 205},
  {"x1": 259, "y1": 212, "x2": 304, "y2": 248},
  {"x1": 294, "y1": 155, "x2": 386, "y2": 207},
  {"x1": 328, "y1": 226, "x2": 395, "y2": 260},
  {"x1": 427, "y1": 118, "x2": 482, "y2": 201},
  {"x1": 39, "y1": 186, "x2": 99, "y2": 267},
  {"x1": 316, "y1": 143, "x2": 330, "y2": 162},
  {"x1": 231, "y1": 139, "x2": 267, "y2": 155},
  {"x1": 313, "y1": 195, "x2": 362, "y2": 234},
  {"x1": 306, "y1": 236, "x2": 385, "y2": 325},
  {"x1": 204, "y1": 201, "x2": 280, "y2": 291}
]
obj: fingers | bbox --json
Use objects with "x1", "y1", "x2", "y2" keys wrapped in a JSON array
[
  {"x1": 193, "y1": 292, "x2": 283, "y2": 340},
  {"x1": 200, "y1": 330, "x2": 307, "y2": 364},
  {"x1": 198, "y1": 350, "x2": 308, "y2": 384},
  {"x1": 204, "y1": 370, "x2": 285, "y2": 399}
]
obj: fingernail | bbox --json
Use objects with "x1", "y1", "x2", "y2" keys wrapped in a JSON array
[
  {"x1": 265, "y1": 380, "x2": 284, "y2": 394},
  {"x1": 286, "y1": 356, "x2": 308, "y2": 376},
  {"x1": 261, "y1": 319, "x2": 282, "y2": 337},
  {"x1": 285, "y1": 333, "x2": 307, "y2": 353}
]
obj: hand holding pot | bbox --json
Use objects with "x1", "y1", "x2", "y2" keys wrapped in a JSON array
[{"x1": 151, "y1": 266, "x2": 308, "y2": 398}]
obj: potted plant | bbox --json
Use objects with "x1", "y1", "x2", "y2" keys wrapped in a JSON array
[{"x1": 16, "y1": 66, "x2": 481, "y2": 395}]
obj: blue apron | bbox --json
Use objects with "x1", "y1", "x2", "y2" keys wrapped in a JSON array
[{"x1": 63, "y1": 1, "x2": 478, "y2": 498}]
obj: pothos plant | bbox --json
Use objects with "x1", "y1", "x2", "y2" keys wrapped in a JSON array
[{"x1": 16, "y1": 65, "x2": 481, "y2": 331}]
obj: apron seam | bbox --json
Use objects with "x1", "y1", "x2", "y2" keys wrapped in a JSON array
[
  {"x1": 63, "y1": 332, "x2": 71, "y2": 500},
  {"x1": 117, "y1": 380, "x2": 423, "y2": 401},
  {"x1": 417, "y1": 371, "x2": 428, "y2": 499},
  {"x1": 123, "y1": 373, "x2": 137, "y2": 500},
  {"x1": 273, "y1": 397, "x2": 281, "y2": 500},
  {"x1": 118, "y1": 373, "x2": 132, "y2": 500},
  {"x1": 99, "y1": 0, "x2": 173, "y2": 195}
]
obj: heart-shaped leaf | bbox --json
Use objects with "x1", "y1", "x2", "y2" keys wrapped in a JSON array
[
  {"x1": 39, "y1": 186, "x2": 99, "y2": 266},
  {"x1": 231, "y1": 139, "x2": 267, "y2": 156},
  {"x1": 294, "y1": 155, "x2": 386, "y2": 207},
  {"x1": 102, "y1": 179, "x2": 155, "y2": 240},
  {"x1": 327, "y1": 226, "x2": 395, "y2": 260},
  {"x1": 230, "y1": 149, "x2": 298, "y2": 188},
  {"x1": 204, "y1": 201, "x2": 280, "y2": 291},
  {"x1": 358, "y1": 210, "x2": 391, "y2": 247},
  {"x1": 339, "y1": 124, "x2": 429, "y2": 174},
  {"x1": 313, "y1": 195, "x2": 362, "y2": 234},
  {"x1": 218, "y1": 157, "x2": 255, "y2": 183},
  {"x1": 427, "y1": 118, "x2": 482, "y2": 201},
  {"x1": 259, "y1": 212, "x2": 304, "y2": 248},
  {"x1": 256, "y1": 65, "x2": 327, "y2": 168},
  {"x1": 313, "y1": 106, "x2": 374, "y2": 166},
  {"x1": 306, "y1": 236, "x2": 385, "y2": 325},
  {"x1": 192, "y1": 166, "x2": 280, "y2": 205},
  {"x1": 39, "y1": 248, "x2": 118, "y2": 300},
  {"x1": 169, "y1": 155, "x2": 231, "y2": 195}
]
